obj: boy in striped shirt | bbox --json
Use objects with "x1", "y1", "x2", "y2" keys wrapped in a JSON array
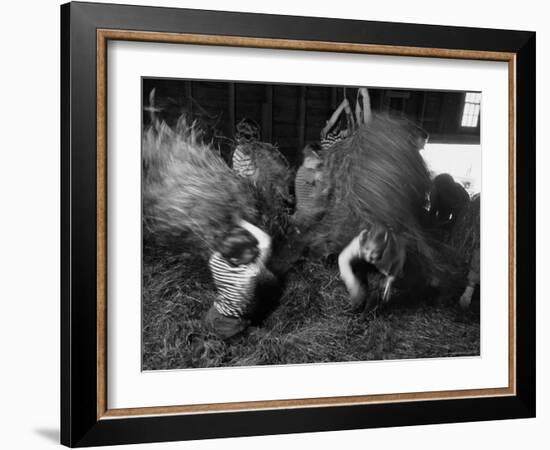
[{"x1": 205, "y1": 219, "x2": 272, "y2": 339}]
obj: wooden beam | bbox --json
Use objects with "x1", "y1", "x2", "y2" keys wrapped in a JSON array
[
  {"x1": 228, "y1": 82, "x2": 236, "y2": 139},
  {"x1": 262, "y1": 84, "x2": 273, "y2": 142},
  {"x1": 420, "y1": 92, "x2": 429, "y2": 127},
  {"x1": 298, "y1": 86, "x2": 307, "y2": 149},
  {"x1": 330, "y1": 87, "x2": 338, "y2": 109},
  {"x1": 184, "y1": 81, "x2": 193, "y2": 116}
]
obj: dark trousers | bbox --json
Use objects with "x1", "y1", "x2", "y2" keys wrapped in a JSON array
[{"x1": 204, "y1": 305, "x2": 250, "y2": 340}]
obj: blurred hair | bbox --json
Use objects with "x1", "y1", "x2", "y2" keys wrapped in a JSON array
[{"x1": 218, "y1": 227, "x2": 259, "y2": 262}]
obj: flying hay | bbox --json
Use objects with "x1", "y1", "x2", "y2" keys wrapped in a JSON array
[
  {"x1": 310, "y1": 114, "x2": 445, "y2": 279},
  {"x1": 237, "y1": 141, "x2": 292, "y2": 201},
  {"x1": 234, "y1": 140, "x2": 293, "y2": 240},
  {"x1": 143, "y1": 118, "x2": 256, "y2": 252}
]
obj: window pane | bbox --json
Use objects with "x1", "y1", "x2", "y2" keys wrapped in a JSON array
[{"x1": 461, "y1": 92, "x2": 481, "y2": 127}]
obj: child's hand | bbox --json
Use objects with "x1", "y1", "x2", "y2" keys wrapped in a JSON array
[
  {"x1": 350, "y1": 284, "x2": 366, "y2": 311},
  {"x1": 313, "y1": 171, "x2": 323, "y2": 183},
  {"x1": 459, "y1": 285, "x2": 474, "y2": 309},
  {"x1": 382, "y1": 276, "x2": 395, "y2": 303},
  {"x1": 343, "y1": 98, "x2": 352, "y2": 113}
]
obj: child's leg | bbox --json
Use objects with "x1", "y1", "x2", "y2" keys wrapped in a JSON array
[{"x1": 204, "y1": 305, "x2": 250, "y2": 340}]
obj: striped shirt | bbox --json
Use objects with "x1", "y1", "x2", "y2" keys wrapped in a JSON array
[
  {"x1": 208, "y1": 222, "x2": 271, "y2": 318},
  {"x1": 232, "y1": 145, "x2": 256, "y2": 178},
  {"x1": 320, "y1": 130, "x2": 347, "y2": 151},
  {"x1": 209, "y1": 253, "x2": 261, "y2": 317},
  {"x1": 295, "y1": 163, "x2": 322, "y2": 214}
]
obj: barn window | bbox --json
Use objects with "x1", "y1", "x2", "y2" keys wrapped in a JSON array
[
  {"x1": 461, "y1": 92, "x2": 481, "y2": 127},
  {"x1": 421, "y1": 143, "x2": 481, "y2": 194}
]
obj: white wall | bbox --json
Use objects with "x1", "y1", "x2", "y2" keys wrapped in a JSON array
[{"x1": 0, "y1": 0, "x2": 546, "y2": 449}]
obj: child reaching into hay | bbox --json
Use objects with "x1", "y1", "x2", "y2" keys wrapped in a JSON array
[
  {"x1": 205, "y1": 219, "x2": 274, "y2": 339},
  {"x1": 354, "y1": 87, "x2": 372, "y2": 126},
  {"x1": 310, "y1": 107, "x2": 450, "y2": 309},
  {"x1": 320, "y1": 88, "x2": 371, "y2": 151},
  {"x1": 231, "y1": 117, "x2": 292, "y2": 203},
  {"x1": 447, "y1": 194, "x2": 480, "y2": 309},
  {"x1": 142, "y1": 108, "x2": 278, "y2": 338},
  {"x1": 320, "y1": 97, "x2": 355, "y2": 151}
]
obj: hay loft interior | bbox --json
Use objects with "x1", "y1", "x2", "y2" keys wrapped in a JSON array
[
  {"x1": 142, "y1": 79, "x2": 481, "y2": 192},
  {"x1": 142, "y1": 79, "x2": 480, "y2": 156},
  {"x1": 141, "y1": 78, "x2": 481, "y2": 369}
]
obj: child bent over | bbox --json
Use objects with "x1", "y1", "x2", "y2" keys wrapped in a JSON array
[{"x1": 205, "y1": 219, "x2": 272, "y2": 339}]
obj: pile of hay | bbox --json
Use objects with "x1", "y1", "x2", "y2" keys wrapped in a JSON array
[
  {"x1": 142, "y1": 257, "x2": 480, "y2": 370},
  {"x1": 143, "y1": 117, "x2": 257, "y2": 253}
]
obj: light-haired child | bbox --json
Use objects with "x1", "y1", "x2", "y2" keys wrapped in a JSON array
[{"x1": 338, "y1": 223, "x2": 406, "y2": 311}]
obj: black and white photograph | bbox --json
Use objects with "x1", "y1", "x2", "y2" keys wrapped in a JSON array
[
  {"x1": 0, "y1": 0, "x2": 543, "y2": 447},
  {"x1": 142, "y1": 78, "x2": 481, "y2": 370}
]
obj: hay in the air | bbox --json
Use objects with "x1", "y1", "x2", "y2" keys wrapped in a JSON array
[
  {"x1": 237, "y1": 140, "x2": 293, "y2": 201},
  {"x1": 234, "y1": 140, "x2": 293, "y2": 241},
  {"x1": 312, "y1": 115, "x2": 430, "y2": 242},
  {"x1": 143, "y1": 117, "x2": 257, "y2": 253},
  {"x1": 309, "y1": 114, "x2": 446, "y2": 280}
]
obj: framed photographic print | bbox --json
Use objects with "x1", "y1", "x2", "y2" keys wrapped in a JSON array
[{"x1": 61, "y1": 1, "x2": 536, "y2": 447}]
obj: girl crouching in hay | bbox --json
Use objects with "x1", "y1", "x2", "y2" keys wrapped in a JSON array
[
  {"x1": 143, "y1": 116, "x2": 277, "y2": 339},
  {"x1": 312, "y1": 114, "x2": 446, "y2": 311}
]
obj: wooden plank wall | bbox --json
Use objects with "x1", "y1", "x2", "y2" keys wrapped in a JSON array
[{"x1": 142, "y1": 79, "x2": 481, "y2": 166}]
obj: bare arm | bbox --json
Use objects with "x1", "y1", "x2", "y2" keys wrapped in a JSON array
[
  {"x1": 321, "y1": 98, "x2": 351, "y2": 139},
  {"x1": 338, "y1": 232, "x2": 369, "y2": 308},
  {"x1": 355, "y1": 95, "x2": 362, "y2": 126},
  {"x1": 338, "y1": 233, "x2": 366, "y2": 295},
  {"x1": 239, "y1": 219, "x2": 272, "y2": 262},
  {"x1": 345, "y1": 107, "x2": 356, "y2": 135},
  {"x1": 358, "y1": 88, "x2": 372, "y2": 125}
]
